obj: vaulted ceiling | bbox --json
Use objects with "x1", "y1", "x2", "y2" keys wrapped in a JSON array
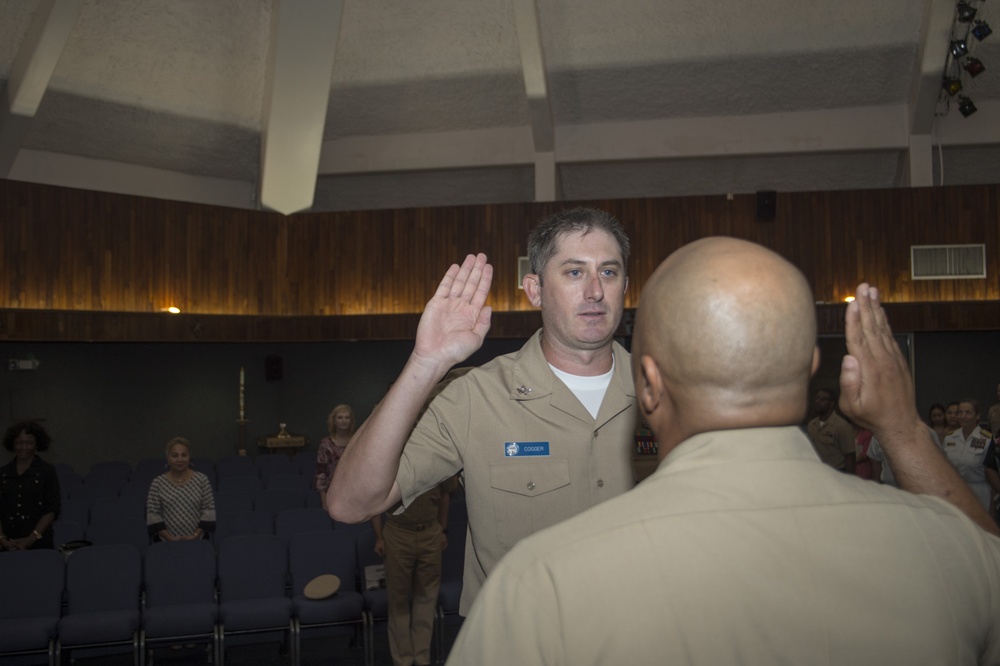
[{"x1": 1, "y1": 0, "x2": 998, "y2": 215}]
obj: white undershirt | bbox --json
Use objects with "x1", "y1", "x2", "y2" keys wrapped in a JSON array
[{"x1": 549, "y1": 360, "x2": 614, "y2": 419}]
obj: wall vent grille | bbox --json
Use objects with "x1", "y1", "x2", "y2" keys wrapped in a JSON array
[{"x1": 910, "y1": 244, "x2": 986, "y2": 280}]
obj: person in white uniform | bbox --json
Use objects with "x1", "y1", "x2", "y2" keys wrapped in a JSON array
[{"x1": 942, "y1": 398, "x2": 993, "y2": 510}]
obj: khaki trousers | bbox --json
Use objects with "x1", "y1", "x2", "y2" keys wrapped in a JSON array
[{"x1": 383, "y1": 520, "x2": 442, "y2": 666}]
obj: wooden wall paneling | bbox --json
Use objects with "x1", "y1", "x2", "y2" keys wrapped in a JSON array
[{"x1": 1, "y1": 179, "x2": 998, "y2": 342}]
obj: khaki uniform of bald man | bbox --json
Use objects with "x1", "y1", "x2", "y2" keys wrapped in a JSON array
[{"x1": 448, "y1": 237, "x2": 1000, "y2": 665}]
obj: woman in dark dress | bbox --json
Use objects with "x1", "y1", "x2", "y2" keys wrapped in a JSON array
[{"x1": 0, "y1": 421, "x2": 61, "y2": 550}]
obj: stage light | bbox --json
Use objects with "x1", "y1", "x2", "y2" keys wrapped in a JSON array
[
  {"x1": 958, "y1": 96, "x2": 978, "y2": 118},
  {"x1": 951, "y1": 40, "x2": 969, "y2": 57},
  {"x1": 964, "y1": 57, "x2": 986, "y2": 77},
  {"x1": 957, "y1": 2, "x2": 977, "y2": 23},
  {"x1": 972, "y1": 20, "x2": 993, "y2": 41},
  {"x1": 943, "y1": 77, "x2": 963, "y2": 96}
]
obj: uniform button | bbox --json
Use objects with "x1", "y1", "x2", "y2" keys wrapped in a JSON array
[
  {"x1": 597, "y1": 479, "x2": 604, "y2": 488},
  {"x1": 527, "y1": 481, "x2": 535, "y2": 491}
]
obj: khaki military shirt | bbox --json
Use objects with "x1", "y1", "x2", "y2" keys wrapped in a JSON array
[
  {"x1": 395, "y1": 329, "x2": 638, "y2": 614},
  {"x1": 449, "y1": 427, "x2": 1000, "y2": 665}
]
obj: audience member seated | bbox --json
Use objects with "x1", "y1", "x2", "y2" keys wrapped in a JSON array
[
  {"x1": 146, "y1": 437, "x2": 216, "y2": 542},
  {"x1": 0, "y1": 421, "x2": 61, "y2": 550}
]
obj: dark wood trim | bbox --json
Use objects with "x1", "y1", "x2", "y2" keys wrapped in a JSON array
[{"x1": 0, "y1": 303, "x2": 995, "y2": 343}]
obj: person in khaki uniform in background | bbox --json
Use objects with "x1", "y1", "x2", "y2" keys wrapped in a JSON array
[
  {"x1": 372, "y1": 476, "x2": 457, "y2": 666},
  {"x1": 328, "y1": 208, "x2": 638, "y2": 615},
  {"x1": 448, "y1": 238, "x2": 1000, "y2": 665},
  {"x1": 807, "y1": 388, "x2": 856, "y2": 472}
]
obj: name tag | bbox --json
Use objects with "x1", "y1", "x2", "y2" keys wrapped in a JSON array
[{"x1": 504, "y1": 441, "x2": 550, "y2": 457}]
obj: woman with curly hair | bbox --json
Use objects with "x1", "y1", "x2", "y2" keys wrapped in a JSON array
[{"x1": 0, "y1": 421, "x2": 60, "y2": 550}]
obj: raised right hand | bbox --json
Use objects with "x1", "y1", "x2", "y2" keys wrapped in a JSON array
[
  {"x1": 412, "y1": 253, "x2": 493, "y2": 371},
  {"x1": 838, "y1": 283, "x2": 918, "y2": 437}
]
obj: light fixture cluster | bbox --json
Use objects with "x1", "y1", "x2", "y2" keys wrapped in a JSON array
[{"x1": 941, "y1": 1, "x2": 992, "y2": 118}]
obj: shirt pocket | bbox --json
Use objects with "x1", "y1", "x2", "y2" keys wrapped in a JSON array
[{"x1": 489, "y1": 459, "x2": 571, "y2": 550}]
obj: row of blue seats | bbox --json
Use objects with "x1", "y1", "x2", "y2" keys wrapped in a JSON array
[
  {"x1": 61, "y1": 473, "x2": 320, "y2": 511},
  {"x1": 56, "y1": 452, "x2": 318, "y2": 479},
  {"x1": 3, "y1": 527, "x2": 466, "y2": 666},
  {"x1": 55, "y1": 454, "x2": 320, "y2": 498},
  {"x1": 58, "y1": 486, "x2": 325, "y2": 530},
  {"x1": 52, "y1": 506, "x2": 366, "y2": 555}
]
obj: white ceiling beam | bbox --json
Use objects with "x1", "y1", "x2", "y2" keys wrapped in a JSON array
[
  {"x1": 558, "y1": 105, "x2": 910, "y2": 162},
  {"x1": 313, "y1": 100, "x2": 1000, "y2": 179},
  {"x1": 0, "y1": 0, "x2": 84, "y2": 177},
  {"x1": 9, "y1": 149, "x2": 256, "y2": 210},
  {"x1": 511, "y1": 0, "x2": 554, "y2": 153},
  {"x1": 909, "y1": 0, "x2": 955, "y2": 135},
  {"x1": 904, "y1": 0, "x2": 955, "y2": 186},
  {"x1": 318, "y1": 127, "x2": 534, "y2": 175},
  {"x1": 512, "y1": 0, "x2": 557, "y2": 201},
  {"x1": 259, "y1": 0, "x2": 343, "y2": 215},
  {"x1": 534, "y1": 152, "x2": 557, "y2": 202}
]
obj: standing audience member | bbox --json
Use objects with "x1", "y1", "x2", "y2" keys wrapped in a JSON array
[
  {"x1": 373, "y1": 476, "x2": 457, "y2": 666},
  {"x1": 315, "y1": 404, "x2": 355, "y2": 507},
  {"x1": 945, "y1": 401, "x2": 961, "y2": 432},
  {"x1": 448, "y1": 238, "x2": 1000, "y2": 665},
  {"x1": 927, "y1": 403, "x2": 949, "y2": 447},
  {"x1": 806, "y1": 388, "x2": 855, "y2": 473},
  {"x1": 853, "y1": 426, "x2": 873, "y2": 481},
  {"x1": 0, "y1": 421, "x2": 60, "y2": 550},
  {"x1": 328, "y1": 208, "x2": 638, "y2": 615},
  {"x1": 985, "y1": 441, "x2": 1000, "y2": 522},
  {"x1": 943, "y1": 399, "x2": 993, "y2": 511},
  {"x1": 989, "y1": 382, "x2": 1000, "y2": 435},
  {"x1": 146, "y1": 437, "x2": 215, "y2": 541},
  {"x1": 867, "y1": 435, "x2": 894, "y2": 486}
]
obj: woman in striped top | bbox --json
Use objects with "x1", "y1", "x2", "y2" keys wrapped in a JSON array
[{"x1": 146, "y1": 437, "x2": 215, "y2": 541}]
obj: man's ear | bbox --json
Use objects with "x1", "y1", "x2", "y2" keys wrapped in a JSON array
[
  {"x1": 637, "y1": 354, "x2": 664, "y2": 419},
  {"x1": 523, "y1": 274, "x2": 542, "y2": 307},
  {"x1": 810, "y1": 346, "x2": 821, "y2": 378}
]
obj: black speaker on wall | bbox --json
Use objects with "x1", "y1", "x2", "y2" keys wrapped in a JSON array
[
  {"x1": 265, "y1": 355, "x2": 283, "y2": 381},
  {"x1": 756, "y1": 190, "x2": 776, "y2": 221}
]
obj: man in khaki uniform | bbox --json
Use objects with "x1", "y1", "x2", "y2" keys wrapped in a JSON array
[
  {"x1": 372, "y1": 477, "x2": 457, "y2": 666},
  {"x1": 807, "y1": 388, "x2": 856, "y2": 472},
  {"x1": 448, "y1": 238, "x2": 1000, "y2": 665},
  {"x1": 328, "y1": 209, "x2": 638, "y2": 614}
]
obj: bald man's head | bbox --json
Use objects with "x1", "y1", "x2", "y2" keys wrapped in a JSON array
[{"x1": 634, "y1": 237, "x2": 819, "y2": 451}]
